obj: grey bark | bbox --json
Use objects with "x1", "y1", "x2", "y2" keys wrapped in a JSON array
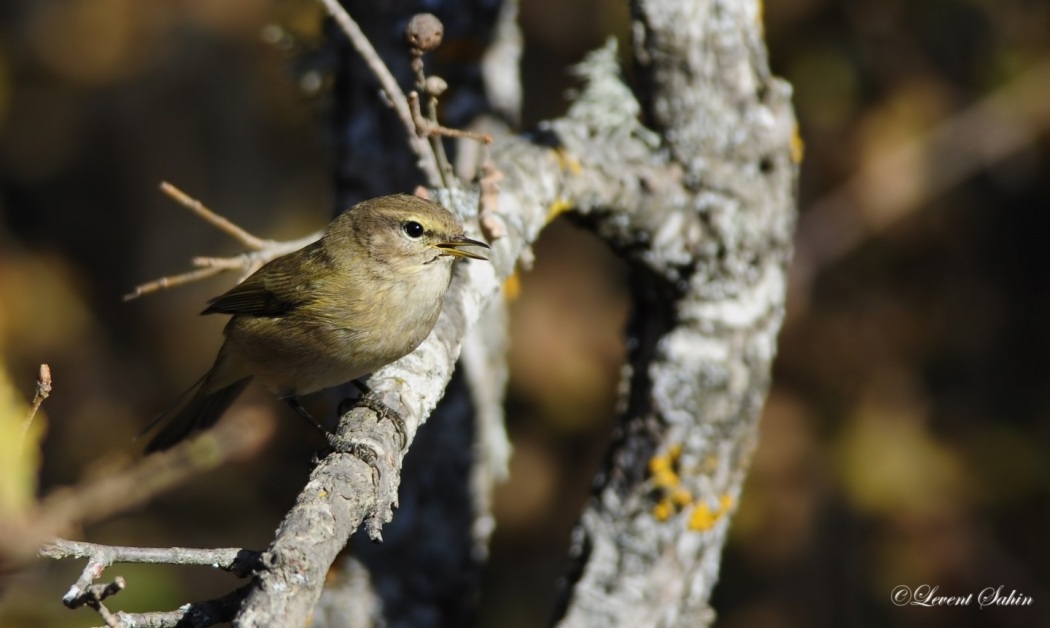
[{"x1": 236, "y1": 0, "x2": 796, "y2": 625}]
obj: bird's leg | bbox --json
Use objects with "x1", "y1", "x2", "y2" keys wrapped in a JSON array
[
  {"x1": 350, "y1": 379, "x2": 408, "y2": 450},
  {"x1": 282, "y1": 396, "x2": 332, "y2": 438}
]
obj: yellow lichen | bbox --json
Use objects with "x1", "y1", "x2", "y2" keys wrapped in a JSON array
[
  {"x1": 503, "y1": 272, "x2": 522, "y2": 301},
  {"x1": 648, "y1": 454, "x2": 670, "y2": 474},
  {"x1": 687, "y1": 494, "x2": 735, "y2": 531},
  {"x1": 546, "y1": 198, "x2": 574, "y2": 223},
  {"x1": 790, "y1": 127, "x2": 806, "y2": 164},
  {"x1": 689, "y1": 503, "x2": 717, "y2": 531},
  {"x1": 652, "y1": 468, "x2": 679, "y2": 489},
  {"x1": 671, "y1": 488, "x2": 693, "y2": 508},
  {"x1": 653, "y1": 498, "x2": 673, "y2": 522},
  {"x1": 554, "y1": 149, "x2": 582, "y2": 174}
]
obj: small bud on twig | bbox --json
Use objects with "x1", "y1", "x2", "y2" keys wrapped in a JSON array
[
  {"x1": 405, "y1": 13, "x2": 444, "y2": 53},
  {"x1": 425, "y1": 76, "x2": 448, "y2": 97}
]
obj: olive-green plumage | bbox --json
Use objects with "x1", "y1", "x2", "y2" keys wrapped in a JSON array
[{"x1": 143, "y1": 193, "x2": 488, "y2": 452}]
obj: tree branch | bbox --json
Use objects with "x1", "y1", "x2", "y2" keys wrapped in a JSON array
[
  {"x1": 124, "y1": 183, "x2": 321, "y2": 301},
  {"x1": 39, "y1": 539, "x2": 262, "y2": 627},
  {"x1": 158, "y1": 181, "x2": 268, "y2": 250},
  {"x1": 40, "y1": 539, "x2": 262, "y2": 577}
]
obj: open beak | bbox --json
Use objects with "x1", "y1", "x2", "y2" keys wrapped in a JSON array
[{"x1": 435, "y1": 236, "x2": 490, "y2": 261}]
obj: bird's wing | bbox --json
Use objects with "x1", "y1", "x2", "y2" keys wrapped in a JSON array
[{"x1": 202, "y1": 246, "x2": 326, "y2": 317}]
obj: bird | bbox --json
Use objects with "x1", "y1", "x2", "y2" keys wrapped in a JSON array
[{"x1": 141, "y1": 193, "x2": 489, "y2": 452}]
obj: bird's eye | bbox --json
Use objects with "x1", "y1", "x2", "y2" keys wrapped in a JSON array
[{"x1": 402, "y1": 221, "x2": 424, "y2": 239}]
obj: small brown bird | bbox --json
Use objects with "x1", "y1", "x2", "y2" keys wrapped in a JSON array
[{"x1": 142, "y1": 194, "x2": 488, "y2": 452}]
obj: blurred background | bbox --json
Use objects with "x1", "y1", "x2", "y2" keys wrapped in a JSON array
[{"x1": 0, "y1": 0, "x2": 1048, "y2": 626}]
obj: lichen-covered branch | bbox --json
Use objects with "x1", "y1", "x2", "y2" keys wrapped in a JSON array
[
  {"x1": 235, "y1": 18, "x2": 795, "y2": 622},
  {"x1": 557, "y1": 0, "x2": 799, "y2": 624}
]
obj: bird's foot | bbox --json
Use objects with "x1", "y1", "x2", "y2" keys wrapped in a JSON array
[
  {"x1": 324, "y1": 431, "x2": 397, "y2": 542},
  {"x1": 357, "y1": 391, "x2": 408, "y2": 450},
  {"x1": 326, "y1": 433, "x2": 381, "y2": 480}
]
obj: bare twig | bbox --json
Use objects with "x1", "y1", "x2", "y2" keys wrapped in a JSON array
[
  {"x1": 40, "y1": 538, "x2": 261, "y2": 627},
  {"x1": 408, "y1": 90, "x2": 430, "y2": 138},
  {"x1": 409, "y1": 91, "x2": 493, "y2": 145},
  {"x1": 64, "y1": 557, "x2": 107, "y2": 608},
  {"x1": 159, "y1": 182, "x2": 266, "y2": 250},
  {"x1": 428, "y1": 126, "x2": 493, "y2": 144},
  {"x1": 405, "y1": 90, "x2": 492, "y2": 185},
  {"x1": 124, "y1": 184, "x2": 322, "y2": 301},
  {"x1": 123, "y1": 266, "x2": 227, "y2": 301},
  {"x1": 93, "y1": 597, "x2": 123, "y2": 628},
  {"x1": 65, "y1": 575, "x2": 125, "y2": 610},
  {"x1": 315, "y1": 0, "x2": 442, "y2": 186},
  {"x1": 109, "y1": 584, "x2": 252, "y2": 628},
  {"x1": 40, "y1": 539, "x2": 263, "y2": 577},
  {"x1": 20, "y1": 363, "x2": 51, "y2": 450},
  {"x1": 49, "y1": 550, "x2": 127, "y2": 627}
]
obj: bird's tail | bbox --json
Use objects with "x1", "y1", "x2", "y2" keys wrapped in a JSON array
[{"x1": 140, "y1": 374, "x2": 251, "y2": 453}]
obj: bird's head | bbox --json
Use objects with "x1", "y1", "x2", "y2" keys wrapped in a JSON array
[{"x1": 327, "y1": 194, "x2": 489, "y2": 273}]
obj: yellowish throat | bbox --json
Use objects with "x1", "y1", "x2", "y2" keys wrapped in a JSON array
[{"x1": 143, "y1": 193, "x2": 489, "y2": 452}]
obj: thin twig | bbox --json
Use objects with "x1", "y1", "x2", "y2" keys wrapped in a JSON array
[
  {"x1": 53, "y1": 550, "x2": 126, "y2": 627},
  {"x1": 41, "y1": 539, "x2": 261, "y2": 627},
  {"x1": 315, "y1": 0, "x2": 442, "y2": 186},
  {"x1": 64, "y1": 558, "x2": 107, "y2": 608},
  {"x1": 20, "y1": 363, "x2": 51, "y2": 450},
  {"x1": 429, "y1": 125, "x2": 493, "y2": 144},
  {"x1": 125, "y1": 183, "x2": 322, "y2": 303},
  {"x1": 95, "y1": 599, "x2": 123, "y2": 628},
  {"x1": 123, "y1": 266, "x2": 226, "y2": 301},
  {"x1": 408, "y1": 91, "x2": 429, "y2": 137},
  {"x1": 405, "y1": 34, "x2": 458, "y2": 185},
  {"x1": 110, "y1": 583, "x2": 253, "y2": 628},
  {"x1": 40, "y1": 539, "x2": 263, "y2": 577},
  {"x1": 67, "y1": 576, "x2": 125, "y2": 610},
  {"x1": 160, "y1": 182, "x2": 267, "y2": 250},
  {"x1": 407, "y1": 92, "x2": 492, "y2": 159}
]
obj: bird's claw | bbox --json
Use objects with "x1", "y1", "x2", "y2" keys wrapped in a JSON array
[
  {"x1": 358, "y1": 391, "x2": 408, "y2": 450},
  {"x1": 325, "y1": 433, "x2": 397, "y2": 541}
]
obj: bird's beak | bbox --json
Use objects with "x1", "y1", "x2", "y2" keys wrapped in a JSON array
[{"x1": 435, "y1": 236, "x2": 490, "y2": 260}]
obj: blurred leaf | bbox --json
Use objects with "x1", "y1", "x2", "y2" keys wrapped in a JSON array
[
  {"x1": 835, "y1": 384, "x2": 966, "y2": 517},
  {"x1": 0, "y1": 252, "x2": 92, "y2": 359}
]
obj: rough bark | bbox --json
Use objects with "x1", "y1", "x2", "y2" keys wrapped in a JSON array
[
  {"x1": 236, "y1": 0, "x2": 796, "y2": 625},
  {"x1": 556, "y1": 0, "x2": 798, "y2": 623}
]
